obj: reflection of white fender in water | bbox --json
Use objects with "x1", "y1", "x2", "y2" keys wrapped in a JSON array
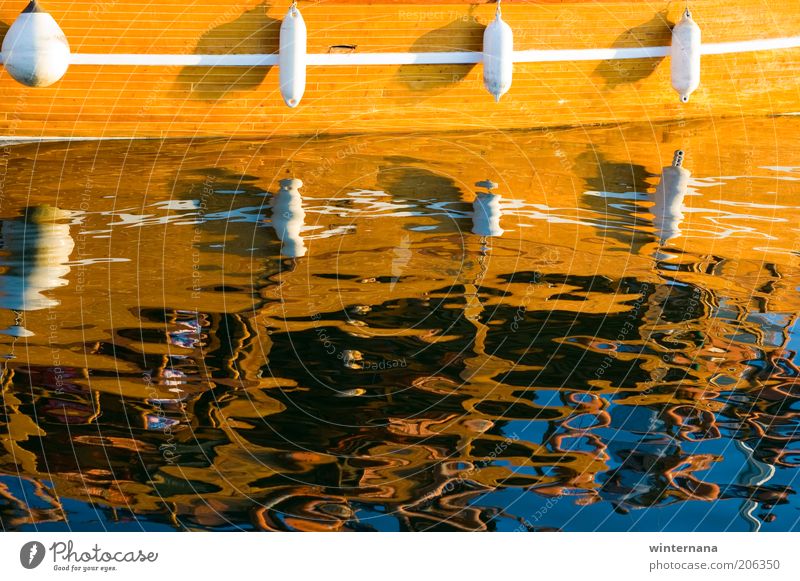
[
  {"x1": 1, "y1": 0, "x2": 70, "y2": 88},
  {"x1": 471, "y1": 180, "x2": 504, "y2": 237},
  {"x1": 270, "y1": 178, "x2": 307, "y2": 258},
  {"x1": 279, "y1": 3, "x2": 307, "y2": 108},
  {"x1": 652, "y1": 149, "x2": 690, "y2": 244},
  {"x1": 482, "y1": 2, "x2": 513, "y2": 102},
  {"x1": 671, "y1": 9, "x2": 701, "y2": 103},
  {"x1": 0, "y1": 206, "x2": 74, "y2": 336}
]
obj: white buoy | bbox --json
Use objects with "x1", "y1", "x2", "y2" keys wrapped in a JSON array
[
  {"x1": 271, "y1": 178, "x2": 307, "y2": 258},
  {"x1": 1, "y1": 0, "x2": 70, "y2": 87},
  {"x1": 482, "y1": 2, "x2": 513, "y2": 102},
  {"x1": 652, "y1": 149, "x2": 690, "y2": 244},
  {"x1": 472, "y1": 180, "x2": 504, "y2": 237},
  {"x1": 279, "y1": 2, "x2": 307, "y2": 108},
  {"x1": 671, "y1": 9, "x2": 701, "y2": 103}
]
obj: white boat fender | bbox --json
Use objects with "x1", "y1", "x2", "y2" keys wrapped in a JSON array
[
  {"x1": 279, "y1": 2, "x2": 307, "y2": 108},
  {"x1": 652, "y1": 149, "x2": 690, "y2": 244},
  {"x1": 671, "y1": 9, "x2": 701, "y2": 103},
  {"x1": 1, "y1": 0, "x2": 70, "y2": 87},
  {"x1": 472, "y1": 180, "x2": 504, "y2": 237},
  {"x1": 271, "y1": 178, "x2": 307, "y2": 258},
  {"x1": 482, "y1": 2, "x2": 513, "y2": 102}
]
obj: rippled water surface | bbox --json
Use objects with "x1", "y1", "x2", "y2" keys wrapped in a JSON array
[{"x1": 1, "y1": 117, "x2": 800, "y2": 531}]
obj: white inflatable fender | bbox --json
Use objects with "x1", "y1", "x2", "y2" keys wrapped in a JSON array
[
  {"x1": 279, "y1": 3, "x2": 307, "y2": 108},
  {"x1": 671, "y1": 9, "x2": 701, "y2": 103},
  {"x1": 482, "y1": 4, "x2": 513, "y2": 102},
  {"x1": 1, "y1": 0, "x2": 70, "y2": 87}
]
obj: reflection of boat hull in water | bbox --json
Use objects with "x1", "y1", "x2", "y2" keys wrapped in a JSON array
[
  {"x1": 1, "y1": 119, "x2": 799, "y2": 531},
  {"x1": 1, "y1": 0, "x2": 800, "y2": 138}
]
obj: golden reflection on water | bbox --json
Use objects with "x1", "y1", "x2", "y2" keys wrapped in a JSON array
[{"x1": 1, "y1": 117, "x2": 800, "y2": 531}]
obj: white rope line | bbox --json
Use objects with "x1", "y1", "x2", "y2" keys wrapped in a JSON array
[{"x1": 1, "y1": 35, "x2": 799, "y2": 67}]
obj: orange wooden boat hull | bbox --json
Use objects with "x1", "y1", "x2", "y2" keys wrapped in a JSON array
[{"x1": 1, "y1": 0, "x2": 800, "y2": 138}]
